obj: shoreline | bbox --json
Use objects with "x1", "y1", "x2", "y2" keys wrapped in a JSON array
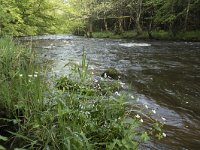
[{"x1": 91, "y1": 30, "x2": 200, "y2": 42}]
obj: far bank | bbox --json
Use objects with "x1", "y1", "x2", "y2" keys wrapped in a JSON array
[{"x1": 89, "y1": 30, "x2": 200, "y2": 42}]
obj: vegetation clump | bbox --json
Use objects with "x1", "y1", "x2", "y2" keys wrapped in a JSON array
[
  {"x1": 101, "y1": 67, "x2": 122, "y2": 80},
  {"x1": 0, "y1": 38, "x2": 164, "y2": 150}
]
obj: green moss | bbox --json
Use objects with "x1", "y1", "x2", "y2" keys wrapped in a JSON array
[{"x1": 101, "y1": 67, "x2": 121, "y2": 80}]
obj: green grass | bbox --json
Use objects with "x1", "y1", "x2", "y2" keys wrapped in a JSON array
[
  {"x1": 93, "y1": 30, "x2": 154, "y2": 40},
  {"x1": 93, "y1": 30, "x2": 200, "y2": 41},
  {"x1": 0, "y1": 37, "x2": 164, "y2": 150},
  {"x1": 92, "y1": 31, "x2": 121, "y2": 39},
  {"x1": 0, "y1": 37, "x2": 46, "y2": 149},
  {"x1": 151, "y1": 30, "x2": 171, "y2": 40},
  {"x1": 176, "y1": 30, "x2": 200, "y2": 41},
  {"x1": 0, "y1": 37, "x2": 45, "y2": 117}
]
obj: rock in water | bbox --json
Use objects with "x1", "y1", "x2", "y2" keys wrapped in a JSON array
[{"x1": 101, "y1": 67, "x2": 121, "y2": 80}]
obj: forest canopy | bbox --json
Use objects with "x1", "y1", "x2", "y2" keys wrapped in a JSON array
[
  {"x1": 0, "y1": 0, "x2": 199, "y2": 37},
  {"x1": 0, "y1": 0, "x2": 68, "y2": 36}
]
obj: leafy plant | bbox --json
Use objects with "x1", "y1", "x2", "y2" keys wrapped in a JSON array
[{"x1": 0, "y1": 38, "x2": 164, "y2": 149}]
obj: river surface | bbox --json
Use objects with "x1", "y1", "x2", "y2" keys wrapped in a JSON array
[{"x1": 20, "y1": 35, "x2": 200, "y2": 150}]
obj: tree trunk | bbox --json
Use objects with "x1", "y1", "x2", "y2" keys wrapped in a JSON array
[
  {"x1": 136, "y1": 0, "x2": 143, "y2": 35},
  {"x1": 148, "y1": 19, "x2": 153, "y2": 39},
  {"x1": 184, "y1": 0, "x2": 191, "y2": 31},
  {"x1": 118, "y1": 18, "x2": 124, "y2": 32},
  {"x1": 148, "y1": 10, "x2": 154, "y2": 39},
  {"x1": 128, "y1": 17, "x2": 133, "y2": 30},
  {"x1": 136, "y1": 17, "x2": 142, "y2": 35},
  {"x1": 104, "y1": 18, "x2": 108, "y2": 31},
  {"x1": 86, "y1": 17, "x2": 93, "y2": 38},
  {"x1": 88, "y1": 21, "x2": 93, "y2": 38},
  {"x1": 169, "y1": 0, "x2": 176, "y2": 36}
]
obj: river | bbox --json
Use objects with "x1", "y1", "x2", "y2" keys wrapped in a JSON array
[{"x1": 20, "y1": 35, "x2": 200, "y2": 150}]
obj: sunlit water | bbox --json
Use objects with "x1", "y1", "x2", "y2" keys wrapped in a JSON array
[{"x1": 20, "y1": 35, "x2": 200, "y2": 149}]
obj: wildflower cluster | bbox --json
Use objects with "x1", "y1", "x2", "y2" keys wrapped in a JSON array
[
  {"x1": 19, "y1": 71, "x2": 39, "y2": 83},
  {"x1": 141, "y1": 102, "x2": 167, "y2": 139},
  {"x1": 19, "y1": 72, "x2": 38, "y2": 78}
]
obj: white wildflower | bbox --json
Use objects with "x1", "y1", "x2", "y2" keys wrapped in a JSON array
[
  {"x1": 140, "y1": 119, "x2": 143, "y2": 123},
  {"x1": 162, "y1": 132, "x2": 167, "y2": 137},
  {"x1": 104, "y1": 73, "x2": 107, "y2": 78},
  {"x1": 85, "y1": 111, "x2": 90, "y2": 115},
  {"x1": 152, "y1": 109, "x2": 156, "y2": 114},
  {"x1": 186, "y1": 102, "x2": 189, "y2": 104},
  {"x1": 94, "y1": 79, "x2": 98, "y2": 83},
  {"x1": 28, "y1": 75, "x2": 33, "y2": 77},
  {"x1": 34, "y1": 74, "x2": 38, "y2": 77},
  {"x1": 80, "y1": 105, "x2": 84, "y2": 109},
  {"x1": 119, "y1": 82, "x2": 125, "y2": 85},
  {"x1": 145, "y1": 105, "x2": 148, "y2": 109},
  {"x1": 28, "y1": 79, "x2": 31, "y2": 83},
  {"x1": 161, "y1": 117, "x2": 166, "y2": 121},
  {"x1": 119, "y1": 82, "x2": 125, "y2": 88},
  {"x1": 115, "y1": 91, "x2": 120, "y2": 96},
  {"x1": 91, "y1": 72, "x2": 94, "y2": 75},
  {"x1": 19, "y1": 74, "x2": 23, "y2": 77},
  {"x1": 135, "y1": 114, "x2": 140, "y2": 118},
  {"x1": 34, "y1": 72, "x2": 38, "y2": 74},
  {"x1": 131, "y1": 95, "x2": 134, "y2": 99}
]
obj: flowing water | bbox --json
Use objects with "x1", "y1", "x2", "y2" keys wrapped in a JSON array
[{"x1": 20, "y1": 35, "x2": 200, "y2": 149}]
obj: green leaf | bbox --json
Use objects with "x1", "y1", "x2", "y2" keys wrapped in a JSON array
[
  {"x1": 0, "y1": 135, "x2": 8, "y2": 141},
  {"x1": 0, "y1": 145, "x2": 6, "y2": 150},
  {"x1": 108, "y1": 140, "x2": 117, "y2": 150},
  {"x1": 140, "y1": 132, "x2": 150, "y2": 142}
]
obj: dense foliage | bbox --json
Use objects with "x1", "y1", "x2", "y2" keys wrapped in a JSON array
[
  {"x1": 0, "y1": 0, "x2": 199, "y2": 38},
  {"x1": 0, "y1": 0, "x2": 68, "y2": 36},
  {"x1": 65, "y1": 0, "x2": 200, "y2": 38}
]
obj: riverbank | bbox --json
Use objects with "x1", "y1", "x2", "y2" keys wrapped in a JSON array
[
  {"x1": 0, "y1": 37, "x2": 165, "y2": 149},
  {"x1": 92, "y1": 30, "x2": 200, "y2": 42}
]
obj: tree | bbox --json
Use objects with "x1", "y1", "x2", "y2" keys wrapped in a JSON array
[
  {"x1": 126, "y1": 0, "x2": 144, "y2": 35},
  {"x1": 0, "y1": 0, "x2": 23, "y2": 36},
  {"x1": 66, "y1": 0, "x2": 99, "y2": 37},
  {"x1": 94, "y1": 0, "x2": 113, "y2": 31},
  {"x1": 0, "y1": 0, "x2": 67, "y2": 36}
]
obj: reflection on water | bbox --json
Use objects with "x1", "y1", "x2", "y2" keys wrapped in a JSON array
[
  {"x1": 119, "y1": 43, "x2": 151, "y2": 47},
  {"x1": 20, "y1": 35, "x2": 200, "y2": 149}
]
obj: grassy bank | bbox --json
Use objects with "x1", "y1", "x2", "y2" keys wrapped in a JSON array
[
  {"x1": 0, "y1": 37, "x2": 47, "y2": 149},
  {"x1": 93, "y1": 30, "x2": 200, "y2": 42},
  {"x1": 0, "y1": 37, "x2": 164, "y2": 149}
]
